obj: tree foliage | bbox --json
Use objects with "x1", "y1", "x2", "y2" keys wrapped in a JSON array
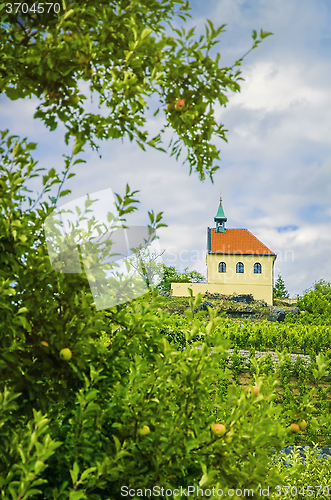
[
  {"x1": 157, "y1": 264, "x2": 205, "y2": 293},
  {"x1": 307, "y1": 279, "x2": 331, "y2": 296},
  {"x1": 296, "y1": 280, "x2": 331, "y2": 319},
  {"x1": 273, "y1": 273, "x2": 290, "y2": 299},
  {"x1": 0, "y1": 0, "x2": 272, "y2": 181}
]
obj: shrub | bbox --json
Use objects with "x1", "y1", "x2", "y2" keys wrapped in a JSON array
[{"x1": 269, "y1": 446, "x2": 331, "y2": 498}]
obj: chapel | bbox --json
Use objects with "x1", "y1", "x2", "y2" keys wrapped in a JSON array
[{"x1": 171, "y1": 198, "x2": 276, "y2": 305}]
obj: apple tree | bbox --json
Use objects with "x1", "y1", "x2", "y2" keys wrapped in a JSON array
[{"x1": 0, "y1": 0, "x2": 272, "y2": 181}]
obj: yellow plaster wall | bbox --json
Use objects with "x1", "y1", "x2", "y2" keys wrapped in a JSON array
[
  {"x1": 206, "y1": 253, "x2": 274, "y2": 286},
  {"x1": 170, "y1": 282, "x2": 273, "y2": 304},
  {"x1": 171, "y1": 254, "x2": 276, "y2": 304}
]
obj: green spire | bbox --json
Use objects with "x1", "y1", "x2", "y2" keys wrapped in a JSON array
[{"x1": 214, "y1": 198, "x2": 227, "y2": 233}]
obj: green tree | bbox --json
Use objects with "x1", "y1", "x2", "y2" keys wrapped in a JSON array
[
  {"x1": 309, "y1": 279, "x2": 331, "y2": 296},
  {"x1": 273, "y1": 273, "x2": 290, "y2": 298},
  {"x1": 157, "y1": 264, "x2": 205, "y2": 293},
  {"x1": 296, "y1": 280, "x2": 331, "y2": 318},
  {"x1": 0, "y1": 0, "x2": 272, "y2": 181}
]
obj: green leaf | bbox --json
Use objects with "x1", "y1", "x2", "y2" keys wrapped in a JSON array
[
  {"x1": 18, "y1": 315, "x2": 32, "y2": 332},
  {"x1": 155, "y1": 212, "x2": 163, "y2": 223},
  {"x1": 21, "y1": 489, "x2": 44, "y2": 499},
  {"x1": 59, "y1": 190, "x2": 71, "y2": 198},
  {"x1": 73, "y1": 138, "x2": 85, "y2": 155},
  {"x1": 141, "y1": 28, "x2": 152, "y2": 39},
  {"x1": 70, "y1": 461, "x2": 80, "y2": 485},
  {"x1": 80, "y1": 466, "x2": 97, "y2": 482},
  {"x1": 34, "y1": 459, "x2": 45, "y2": 474},
  {"x1": 17, "y1": 307, "x2": 29, "y2": 314},
  {"x1": 260, "y1": 30, "x2": 273, "y2": 39},
  {"x1": 13, "y1": 143, "x2": 22, "y2": 158},
  {"x1": 113, "y1": 435, "x2": 121, "y2": 453},
  {"x1": 69, "y1": 492, "x2": 87, "y2": 500},
  {"x1": 219, "y1": 94, "x2": 228, "y2": 105},
  {"x1": 73, "y1": 159, "x2": 86, "y2": 165},
  {"x1": 206, "y1": 19, "x2": 215, "y2": 34},
  {"x1": 186, "y1": 27, "x2": 195, "y2": 39},
  {"x1": 115, "y1": 193, "x2": 123, "y2": 206},
  {"x1": 6, "y1": 87, "x2": 20, "y2": 100},
  {"x1": 148, "y1": 211, "x2": 154, "y2": 224}
]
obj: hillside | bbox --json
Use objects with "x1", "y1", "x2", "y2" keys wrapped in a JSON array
[{"x1": 161, "y1": 291, "x2": 300, "y2": 322}]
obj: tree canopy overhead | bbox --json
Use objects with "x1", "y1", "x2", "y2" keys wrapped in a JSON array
[{"x1": 0, "y1": 0, "x2": 272, "y2": 181}]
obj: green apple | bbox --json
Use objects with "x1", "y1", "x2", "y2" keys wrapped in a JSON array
[
  {"x1": 64, "y1": 33, "x2": 77, "y2": 42},
  {"x1": 60, "y1": 348, "x2": 72, "y2": 361},
  {"x1": 299, "y1": 420, "x2": 307, "y2": 431},
  {"x1": 76, "y1": 51, "x2": 89, "y2": 65},
  {"x1": 138, "y1": 425, "x2": 150, "y2": 436},
  {"x1": 166, "y1": 101, "x2": 175, "y2": 112},
  {"x1": 67, "y1": 95, "x2": 80, "y2": 106}
]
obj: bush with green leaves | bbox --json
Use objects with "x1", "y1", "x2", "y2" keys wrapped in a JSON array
[
  {"x1": 270, "y1": 446, "x2": 331, "y2": 499},
  {"x1": 306, "y1": 279, "x2": 331, "y2": 296},
  {"x1": 297, "y1": 285, "x2": 331, "y2": 317},
  {"x1": 284, "y1": 280, "x2": 331, "y2": 325}
]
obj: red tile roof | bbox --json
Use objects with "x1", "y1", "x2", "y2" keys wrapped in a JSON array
[{"x1": 210, "y1": 228, "x2": 275, "y2": 255}]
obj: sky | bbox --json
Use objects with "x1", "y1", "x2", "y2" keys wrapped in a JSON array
[{"x1": 2, "y1": 0, "x2": 331, "y2": 298}]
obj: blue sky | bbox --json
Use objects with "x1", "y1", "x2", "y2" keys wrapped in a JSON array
[{"x1": 2, "y1": 0, "x2": 331, "y2": 297}]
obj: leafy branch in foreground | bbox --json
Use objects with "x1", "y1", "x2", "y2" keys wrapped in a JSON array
[{"x1": 1, "y1": 1, "x2": 272, "y2": 181}]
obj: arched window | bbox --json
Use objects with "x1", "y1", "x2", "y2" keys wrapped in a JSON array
[
  {"x1": 254, "y1": 262, "x2": 262, "y2": 274},
  {"x1": 218, "y1": 262, "x2": 226, "y2": 273},
  {"x1": 236, "y1": 262, "x2": 244, "y2": 273}
]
